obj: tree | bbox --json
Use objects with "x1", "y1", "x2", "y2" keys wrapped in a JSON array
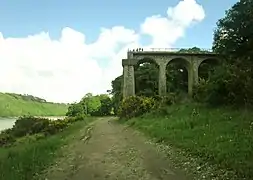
[
  {"x1": 213, "y1": 0, "x2": 253, "y2": 60},
  {"x1": 66, "y1": 103, "x2": 84, "y2": 117},
  {"x1": 80, "y1": 93, "x2": 101, "y2": 116},
  {"x1": 98, "y1": 94, "x2": 113, "y2": 116},
  {"x1": 134, "y1": 63, "x2": 159, "y2": 96},
  {"x1": 194, "y1": 0, "x2": 253, "y2": 106}
]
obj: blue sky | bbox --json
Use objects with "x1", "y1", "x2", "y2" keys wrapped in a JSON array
[
  {"x1": 0, "y1": 0, "x2": 236, "y2": 47},
  {"x1": 0, "y1": 0, "x2": 238, "y2": 102}
]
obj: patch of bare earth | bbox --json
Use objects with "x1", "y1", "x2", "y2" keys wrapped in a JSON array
[{"x1": 42, "y1": 117, "x2": 191, "y2": 180}]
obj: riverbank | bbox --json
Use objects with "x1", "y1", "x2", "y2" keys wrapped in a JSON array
[
  {"x1": 0, "y1": 117, "x2": 95, "y2": 180},
  {"x1": 123, "y1": 103, "x2": 253, "y2": 179},
  {"x1": 0, "y1": 93, "x2": 68, "y2": 117},
  {"x1": 0, "y1": 116, "x2": 66, "y2": 132}
]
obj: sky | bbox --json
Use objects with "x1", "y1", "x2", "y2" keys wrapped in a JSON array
[{"x1": 0, "y1": 0, "x2": 237, "y2": 103}]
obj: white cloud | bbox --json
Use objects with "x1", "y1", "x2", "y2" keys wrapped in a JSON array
[
  {"x1": 141, "y1": 0, "x2": 205, "y2": 48},
  {"x1": 0, "y1": 0, "x2": 205, "y2": 103}
]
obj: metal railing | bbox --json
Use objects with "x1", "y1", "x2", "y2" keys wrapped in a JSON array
[{"x1": 127, "y1": 48, "x2": 214, "y2": 53}]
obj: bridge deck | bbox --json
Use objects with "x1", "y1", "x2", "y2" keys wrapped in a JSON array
[{"x1": 130, "y1": 51, "x2": 217, "y2": 56}]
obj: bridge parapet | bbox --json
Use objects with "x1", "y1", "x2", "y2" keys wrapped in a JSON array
[{"x1": 127, "y1": 47, "x2": 214, "y2": 54}]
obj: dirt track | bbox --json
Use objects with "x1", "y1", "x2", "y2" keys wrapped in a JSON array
[{"x1": 43, "y1": 117, "x2": 191, "y2": 180}]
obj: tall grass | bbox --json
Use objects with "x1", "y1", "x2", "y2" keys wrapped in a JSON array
[
  {"x1": 126, "y1": 103, "x2": 253, "y2": 179},
  {"x1": 0, "y1": 118, "x2": 94, "y2": 180},
  {"x1": 0, "y1": 93, "x2": 68, "y2": 117}
]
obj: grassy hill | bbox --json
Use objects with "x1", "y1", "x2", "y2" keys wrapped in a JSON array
[{"x1": 0, "y1": 93, "x2": 68, "y2": 117}]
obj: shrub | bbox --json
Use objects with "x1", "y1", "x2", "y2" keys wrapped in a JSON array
[
  {"x1": 193, "y1": 61, "x2": 253, "y2": 107},
  {"x1": 162, "y1": 93, "x2": 176, "y2": 105},
  {"x1": 11, "y1": 116, "x2": 50, "y2": 137},
  {"x1": 193, "y1": 78, "x2": 210, "y2": 103},
  {"x1": 30, "y1": 118, "x2": 50, "y2": 134},
  {"x1": 153, "y1": 93, "x2": 177, "y2": 109},
  {"x1": 117, "y1": 96, "x2": 155, "y2": 120},
  {"x1": 44, "y1": 120, "x2": 69, "y2": 135},
  {"x1": 0, "y1": 129, "x2": 15, "y2": 147}
]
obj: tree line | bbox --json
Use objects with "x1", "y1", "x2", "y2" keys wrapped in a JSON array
[{"x1": 66, "y1": 93, "x2": 113, "y2": 117}]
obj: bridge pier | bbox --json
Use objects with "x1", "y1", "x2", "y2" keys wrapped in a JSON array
[
  {"x1": 123, "y1": 65, "x2": 135, "y2": 97},
  {"x1": 158, "y1": 65, "x2": 167, "y2": 96},
  {"x1": 122, "y1": 60, "x2": 201, "y2": 99}
]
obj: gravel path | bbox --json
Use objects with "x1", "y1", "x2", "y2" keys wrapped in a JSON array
[{"x1": 43, "y1": 117, "x2": 191, "y2": 180}]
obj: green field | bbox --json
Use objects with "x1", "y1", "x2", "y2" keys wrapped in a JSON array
[
  {"x1": 0, "y1": 93, "x2": 68, "y2": 117},
  {"x1": 125, "y1": 103, "x2": 253, "y2": 179}
]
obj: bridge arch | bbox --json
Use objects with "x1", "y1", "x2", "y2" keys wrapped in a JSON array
[
  {"x1": 134, "y1": 57, "x2": 159, "y2": 97},
  {"x1": 198, "y1": 57, "x2": 220, "y2": 80},
  {"x1": 167, "y1": 57, "x2": 191, "y2": 69},
  {"x1": 166, "y1": 57, "x2": 191, "y2": 94},
  {"x1": 135, "y1": 57, "x2": 158, "y2": 67}
]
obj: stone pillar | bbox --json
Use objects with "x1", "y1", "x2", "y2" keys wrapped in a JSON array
[
  {"x1": 123, "y1": 65, "x2": 135, "y2": 98},
  {"x1": 123, "y1": 65, "x2": 129, "y2": 98},
  {"x1": 188, "y1": 67, "x2": 193, "y2": 96},
  {"x1": 193, "y1": 62, "x2": 199, "y2": 85},
  {"x1": 188, "y1": 61, "x2": 199, "y2": 96},
  {"x1": 158, "y1": 65, "x2": 167, "y2": 96},
  {"x1": 128, "y1": 65, "x2": 135, "y2": 96}
]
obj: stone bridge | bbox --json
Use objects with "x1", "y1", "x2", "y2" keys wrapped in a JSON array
[{"x1": 122, "y1": 48, "x2": 221, "y2": 98}]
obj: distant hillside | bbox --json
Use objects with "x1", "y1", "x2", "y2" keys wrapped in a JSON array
[{"x1": 0, "y1": 93, "x2": 68, "y2": 117}]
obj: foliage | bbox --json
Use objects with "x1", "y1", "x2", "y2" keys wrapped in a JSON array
[
  {"x1": 193, "y1": 78, "x2": 210, "y2": 103},
  {"x1": 178, "y1": 46, "x2": 211, "y2": 54},
  {"x1": 111, "y1": 76, "x2": 123, "y2": 114},
  {"x1": 213, "y1": 0, "x2": 253, "y2": 60},
  {"x1": 0, "y1": 118, "x2": 95, "y2": 180},
  {"x1": 0, "y1": 92, "x2": 68, "y2": 117},
  {"x1": 195, "y1": 60, "x2": 253, "y2": 106},
  {"x1": 117, "y1": 96, "x2": 155, "y2": 120},
  {"x1": 134, "y1": 63, "x2": 159, "y2": 97},
  {"x1": 66, "y1": 93, "x2": 113, "y2": 117},
  {"x1": 192, "y1": 0, "x2": 253, "y2": 107},
  {"x1": 98, "y1": 94, "x2": 114, "y2": 116},
  {"x1": 66, "y1": 103, "x2": 84, "y2": 117},
  {"x1": 11, "y1": 116, "x2": 49, "y2": 137},
  {"x1": 44, "y1": 119, "x2": 69, "y2": 135},
  {"x1": 0, "y1": 129, "x2": 15, "y2": 147},
  {"x1": 0, "y1": 115, "x2": 88, "y2": 147},
  {"x1": 125, "y1": 103, "x2": 253, "y2": 179}
]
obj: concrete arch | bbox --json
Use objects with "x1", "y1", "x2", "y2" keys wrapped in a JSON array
[
  {"x1": 198, "y1": 57, "x2": 220, "y2": 80},
  {"x1": 167, "y1": 57, "x2": 191, "y2": 70},
  {"x1": 135, "y1": 57, "x2": 159, "y2": 67},
  {"x1": 166, "y1": 57, "x2": 193, "y2": 95},
  {"x1": 198, "y1": 57, "x2": 220, "y2": 69}
]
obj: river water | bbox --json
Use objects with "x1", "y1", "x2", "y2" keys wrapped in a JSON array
[{"x1": 0, "y1": 116, "x2": 65, "y2": 132}]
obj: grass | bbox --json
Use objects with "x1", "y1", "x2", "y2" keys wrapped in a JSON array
[
  {"x1": 0, "y1": 117, "x2": 95, "y2": 180},
  {"x1": 0, "y1": 92, "x2": 68, "y2": 117},
  {"x1": 125, "y1": 103, "x2": 253, "y2": 179}
]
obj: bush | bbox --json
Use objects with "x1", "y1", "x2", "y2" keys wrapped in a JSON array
[
  {"x1": 193, "y1": 78, "x2": 210, "y2": 103},
  {"x1": 11, "y1": 116, "x2": 50, "y2": 137},
  {"x1": 117, "y1": 96, "x2": 155, "y2": 120},
  {"x1": 30, "y1": 118, "x2": 50, "y2": 134},
  {"x1": 0, "y1": 115, "x2": 90, "y2": 147},
  {"x1": 44, "y1": 120, "x2": 69, "y2": 135},
  {"x1": 153, "y1": 93, "x2": 177, "y2": 109},
  {"x1": 0, "y1": 129, "x2": 15, "y2": 147}
]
